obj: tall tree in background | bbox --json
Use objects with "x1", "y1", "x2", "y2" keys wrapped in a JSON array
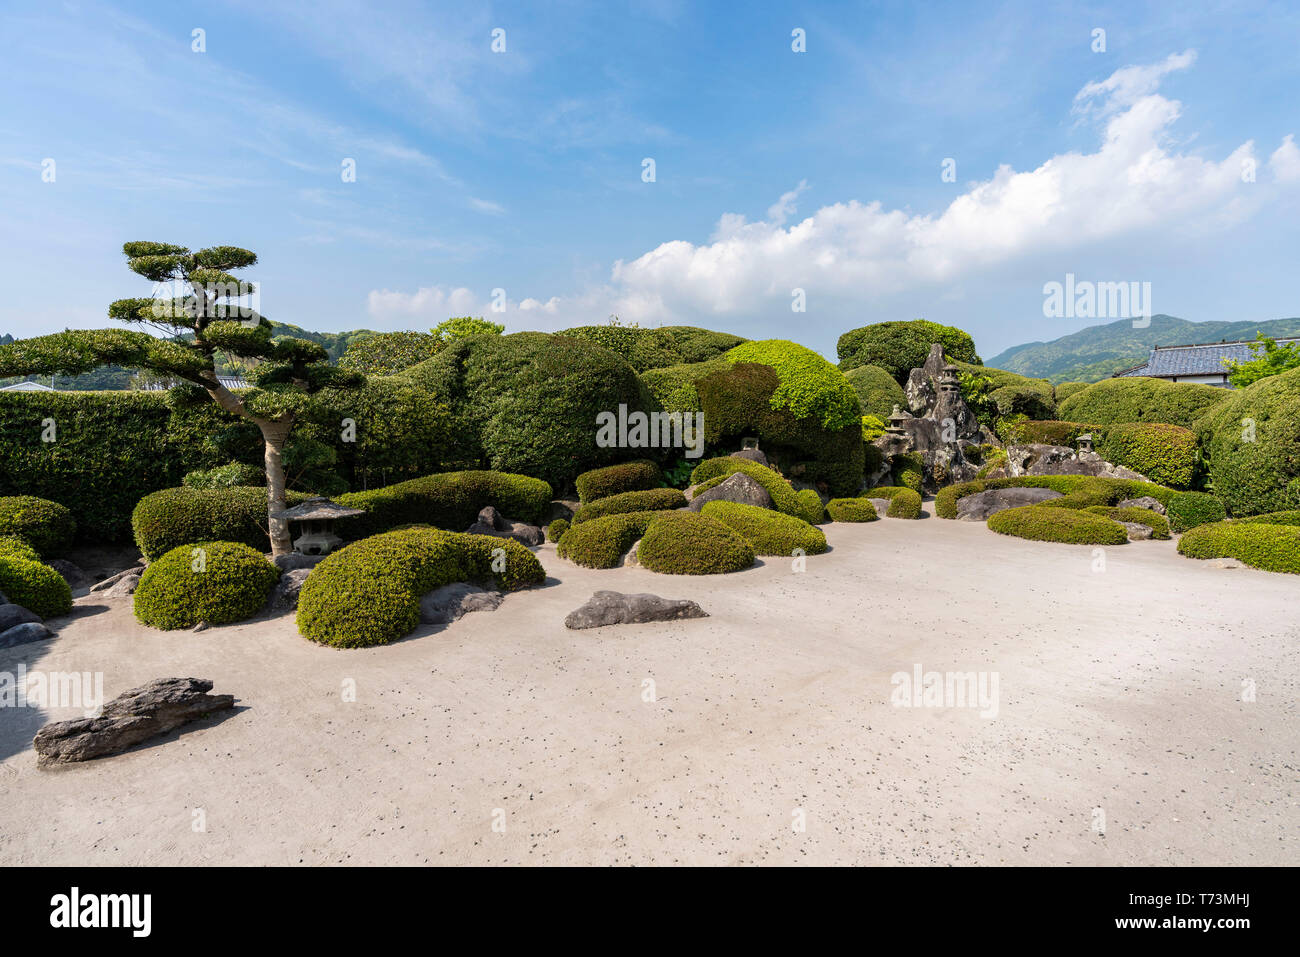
[{"x1": 0, "y1": 242, "x2": 363, "y2": 555}]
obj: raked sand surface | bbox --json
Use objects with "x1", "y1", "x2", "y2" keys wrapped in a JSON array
[{"x1": 0, "y1": 513, "x2": 1295, "y2": 866}]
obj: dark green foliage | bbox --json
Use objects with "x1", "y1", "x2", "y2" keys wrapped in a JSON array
[
  {"x1": 1166, "y1": 491, "x2": 1227, "y2": 533},
  {"x1": 338, "y1": 332, "x2": 442, "y2": 375},
  {"x1": 892, "y1": 452, "x2": 924, "y2": 493},
  {"x1": 837, "y1": 320, "x2": 981, "y2": 383},
  {"x1": 826, "y1": 498, "x2": 879, "y2": 522},
  {"x1": 559, "y1": 324, "x2": 744, "y2": 371},
  {"x1": 1083, "y1": 506, "x2": 1171, "y2": 539},
  {"x1": 635, "y1": 512, "x2": 755, "y2": 575},
  {"x1": 1229, "y1": 510, "x2": 1300, "y2": 526},
  {"x1": 573, "y1": 488, "x2": 686, "y2": 523},
  {"x1": 0, "y1": 495, "x2": 76, "y2": 557},
  {"x1": 133, "y1": 486, "x2": 313, "y2": 560},
  {"x1": 0, "y1": 554, "x2": 72, "y2": 617},
  {"x1": 296, "y1": 527, "x2": 545, "y2": 647},
  {"x1": 987, "y1": 506, "x2": 1129, "y2": 545},
  {"x1": 935, "y1": 475, "x2": 1179, "y2": 519},
  {"x1": 546, "y1": 518, "x2": 569, "y2": 542},
  {"x1": 1177, "y1": 521, "x2": 1300, "y2": 574},
  {"x1": 397, "y1": 332, "x2": 660, "y2": 491},
  {"x1": 697, "y1": 362, "x2": 780, "y2": 441},
  {"x1": 700, "y1": 500, "x2": 828, "y2": 554},
  {"x1": 338, "y1": 470, "x2": 552, "y2": 537},
  {"x1": 796, "y1": 489, "x2": 827, "y2": 524},
  {"x1": 184, "y1": 463, "x2": 265, "y2": 489},
  {"x1": 557, "y1": 511, "x2": 667, "y2": 568},
  {"x1": 843, "y1": 364, "x2": 907, "y2": 418},
  {"x1": 1058, "y1": 377, "x2": 1228, "y2": 429},
  {"x1": 133, "y1": 542, "x2": 280, "y2": 630},
  {"x1": 1095, "y1": 422, "x2": 1198, "y2": 488},
  {"x1": 574, "y1": 460, "x2": 662, "y2": 504},
  {"x1": 868, "y1": 486, "x2": 923, "y2": 519},
  {"x1": 1193, "y1": 366, "x2": 1300, "y2": 516},
  {"x1": 951, "y1": 359, "x2": 1056, "y2": 426},
  {"x1": 639, "y1": 357, "x2": 729, "y2": 412}
]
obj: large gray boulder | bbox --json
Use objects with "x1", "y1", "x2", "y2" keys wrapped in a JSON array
[
  {"x1": 465, "y1": 507, "x2": 544, "y2": 547},
  {"x1": 90, "y1": 565, "x2": 144, "y2": 597},
  {"x1": 268, "y1": 568, "x2": 311, "y2": 613},
  {"x1": 730, "y1": 448, "x2": 769, "y2": 467},
  {"x1": 688, "y1": 472, "x2": 773, "y2": 511},
  {"x1": 956, "y1": 487, "x2": 1064, "y2": 521},
  {"x1": 1, "y1": 621, "x2": 51, "y2": 649},
  {"x1": 1121, "y1": 522, "x2": 1154, "y2": 541},
  {"x1": 48, "y1": 559, "x2": 92, "y2": 593},
  {"x1": 420, "y1": 582, "x2": 503, "y2": 625},
  {"x1": 564, "y1": 591, "x2": 708, "y2": 630},
  {"x1": 1005, "y1": 444, "x2": 1149, "y2": 481},
  {"x1": 32, "y1": 677, "x2": 234, "y2": 766},
  {"x1": 0, "y1": 603, "x2": 41, "y2": 632},
  {"x1": 1118, "y1": 496, "x2": 1166, "y2": 515},
  {"x1": 273, "y1": 552, "x2": 325, "y2": 573}
]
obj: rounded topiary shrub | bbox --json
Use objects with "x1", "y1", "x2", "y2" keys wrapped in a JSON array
[
  {"x1": 722, "y1": 340, "x2": 861, "y2": 431},
  {"x1": 950, "y1": 360, "x2": 1057, "y2": 425},
  {"x1": 869, "y1": 486, "x2": 923, "y2": 519},
  {"x1": 574, "y1": 460, "x2": 663, "y2": 504},
  {"x1": 134, "y1": 542, "x2": 280, "y2": 630},
  {"x1": 837, "y1": 320, "x2": 980, "y2": 383},
  {"x1": 843, "y1": 365, "x2": 907, "y2": 419},
  {"x1": 826, "y1": 498, "x2": 879, "y2": 522},
  {"x1": 689, "y1": 457, "x2": 806, "y2": 519},
  {"x1": 1058, "y1": 377, "x2": 1228, "y2": 429},
  {"x1": 546, "y1": 518, "x2": 569, "y2": 543},
  {"x1": 635, "y1": 512, "x2": 755, "y2": 575},
  {"x1": 987, "y1": 506, "x2": 1128, "y2": 545},
  {"x1": 0, "y1": 554, "x2": 72, "y2": 618},
  {"x1": 795, "y1": 489, "x2": 827, "y2": 524},
  {"x1": 557, "y1": 511, "x2": 667, "y2": 568},
  {"x1": 133, "y1": 486, "x2": 313, "y2": 561},
  {"x1": 297, "y1": 527, "x2": 545, "y2": 648},
  {"x1": 573, "y1": 487, "x2": 686, "y2": 523},
  {"x1": 1166, "y1": 491, "x2": 1227, "y2": 533},
  {"x1": 0, "y1": 535, "x2": 41, "y2": 563},
  {"x1": 1054, "y1": 382, "x2": 1091, "y2": 402},
  {"x1": 700, "y1": 501, "x2": 828, "y2": 555},
  {"x1": 182, "y1": 463, "x2": 265, "y2": 489},
  {"x1": 0, "y1": 495, "x2": 76, "y2": 557},
  {"x1": 1083, "y1": 506, "x2": 1171, "y2": 539},
  {"x1": 338, "y1": 470, "x2": 552, "y2": 537},
  {"x1": 1177, "y1": 521, "x2": 1300, "y2": 574},
  {"x1": 1096, "y1": 422, "x2": 1198, "y2": 488}
]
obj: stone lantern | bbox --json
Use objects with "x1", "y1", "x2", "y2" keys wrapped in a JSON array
[
  {"x1": 886, "y1": 404, "x2": 909, "y2": 439},
  {"x1": 271, "y1": 498, "x2": 365, "y2": 556},
  {"x1": 1076, "y1": 433, "x2": 1094, "y2": 454},
  {"x1": 939, "y1": 364, "x2": 961, "y2": 395}
]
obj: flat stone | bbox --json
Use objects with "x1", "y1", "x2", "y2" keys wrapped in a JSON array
[
  {"x1": 688, "y1": 472, "x2": 774, "y2": 511},
  {"x1": 268, "y1": 568, "x2": 311, "y2": 613},
  {"x1": 273, "y1": 553, "x2": 325, "y2": 572},
  {"x1": 956, "y1": 487, "x2": 1064, "y2": 521},
  {"x1": 564, "y1": 590, "x2": 709, "y2": 630},
  {"x1": 0, "y1": 603, "x2": 42, "y2": 631},
  {"x1": 867, "y1": 497, "x2": 893, "y2": 516},
  {"x1": 0, "y1": 621, "x2": 51, "y2": 649},
  {"x1": 33, "y1": 677, "x2": 235, "y2": 766},
  {"x1": 1118, "y1": 496, "x2": 1166, "y2": 515},
  {"x1": 89, "y1": 565, "x2": 145, "y2": 594},
  {"x1": 419, "y1": 582, "x2": 504, "y2": 625},
  {"x1": 730, "y1": 448, "x2": 769, "y2": 467},
  {"x1": 1121, "y1": 521, "x2": 1154, "y2": 541}
]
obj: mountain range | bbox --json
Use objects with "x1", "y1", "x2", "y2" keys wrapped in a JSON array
[{"x1": 987, "y1": 315, "x2": 1300, "y2": 383}]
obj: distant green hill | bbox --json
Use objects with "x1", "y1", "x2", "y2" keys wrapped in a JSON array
[{"x1": 988, "y1": 315, "x2": 1300, "y2": 384}]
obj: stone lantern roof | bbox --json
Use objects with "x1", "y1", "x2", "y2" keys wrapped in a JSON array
[{"x1": 271, "y1": 498, "x2": 365, "y2": 522}]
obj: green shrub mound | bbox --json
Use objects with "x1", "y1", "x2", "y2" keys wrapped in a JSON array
[
  {"x1": 1166, "y1": 491, "x2": 1227, "y2": 533},
  {"x1": 843, "y1": 365, "x2": 907, "y2": 419},
  {"x1": 1058, "y1": 377, "x2": 1228, "y2": 429},
  {"x1": 183, "y1": 463, "x2": 265, "y2": 489},
  {"x1": 133, "y1": 542, "x2": 280, "y2": 630},
  {"x1": 1230, "y1": 510, "x2": 1300, "y2": 527},
  {"x1": 0, "y1": 495, "x2": 76, "y2": 557},
  {"x1": 635, "y1": 512, "x2": 755, "y2": 575},
  {"x1": 825, "y1": 498, "x2": 879, "y2": 522},
  {"x1": 573, "y1": 488, "x2": 686, "y2": 523},
  {"x1": 1017, "y1": 420, "x2": 1099, "y2": 447},
  {"x1": 1083, "y1": 506, "x2": 1171, "y2": 539},
  {"x1": 639, "y1": 357, "x2": 730, "y2": 412},
  {"x1": 796, "y1": 489, "x2": 827, "y2": 524},
  {"x1": 951, "y1": 360, "x2": 1056, "y2": 425},
  {"x1": 935, "y1": 476, "x2": 1179, "y2": 520},
  {"x1": 339, "y1": 470, "x2": 552, "y2": 536},
  {"x1": 868, "y1": 486, "x2": 923, "y2": 519},
  {"x1": 546, "y1": 519, "x2": 569, "y2": 542},
  {"x1": 688, "y1": 457, "x2": 823, "y2": 524},
  {"x1": 722, "y1": 340, "x2": 862, "y2": 431},
  {"x1": 1095, "y1": 422, "x2": 1198, "y2": 488},
  {"x1": 557, "y1": 512, "x2": 668, "y2": 568},
  {"x1": 0, "y1": 554, "x2": 72, "y2": 618},
  {"x1": 1054, "y1": 382, "x2": 1091, "y2": 402},
  {"x1": 558, "y1": 325, "x2": 745, "y2": 371},
  {"x1": 987, "y1": 506, "x2": 1129, "y2": 545},
  {"x1": 396, "y1": 331, "x2": 660, "y2": 490},
  {"x1": 892, "y1": 452, "x2": 925, "y2": 493},
  {"x1": 132, "y1": 486, "x2": 313, "y2": 561},
  {"x1": 0, "y1": 536, "x2": 42, "y2": 563},
  {"x1": 1177, "y1": 521, "x2": 1300, "y2": 574},
  {"x1": 1193, "y1": 366, "x2": 1300, "y2": 516},
  {"x1": 699, "y1": 501, "x2": 828, "y2": 555},
  {"x1": 297, "y1": 527, "x2": 545, "y2": 648},
  {"x1": 574, "y1": 460, "x2": 662, "y2": 504},
  {"x1": 837, "y1": 320, "x2": 981, "y2": 383}
]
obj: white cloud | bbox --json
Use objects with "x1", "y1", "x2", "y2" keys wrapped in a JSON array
[
  {"x1": 469, "y1": 197, "x2": 506, "y2": 215},
  {"x1": 766, "y1": 179, "x2": 809, "y2": 226},
  {"x1": 1269, "y1": 134, "x2": 1300, "y2": 182},
  {"x1": 1073, "y1": 50, "x2": 1196, "y2": 116}
]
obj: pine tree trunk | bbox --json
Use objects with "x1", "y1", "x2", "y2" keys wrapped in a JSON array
[{"x1": 261, "y1": 422, "x2": 294, "y2": 557}]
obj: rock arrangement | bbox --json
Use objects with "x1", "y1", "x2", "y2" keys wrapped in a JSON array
[
  {"x1": 0, "y1": 591, "x2": 52, "y2": 649},
  {"x1": 687, "y1": 472, "x2": 773, "y2": 511},
  {"x1": 565, "y1": 590, "x2": 708, "y2": 629},
  {"x1": 999, "y1": 444, "x2": 1149, "y2": 482},
  {"x1": 464, "y1": 506, "x2": 544, "y2": 547},
  {"x1": 420, "y1": 582, "x2": 503, "y2": 625},
  {"x1": 955, "y1": 487, "x2": 1064, "y2": 521},
  {"x1": 32, "y1": 677, "x2": 235, "y2": 766}
]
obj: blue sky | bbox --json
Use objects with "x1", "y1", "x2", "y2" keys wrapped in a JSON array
[{"x1": 1, "y1": 0, "x2": 1298, "y2": 359}]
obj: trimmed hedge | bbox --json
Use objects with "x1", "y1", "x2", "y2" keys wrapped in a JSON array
[
  {"x1": 557, "y1": 511, "x2": 667, "y2": 568},
  {"x1": 1083, "y1": 506, "x2": 1171, "y2": 539},
  {"x1": 688, "y1": 457, "x2": 823, "y2": 524},
  {"x1": 133, "y1": 487, "x2": 313, "y2": 561},
  {"x1": 722, "y1": 340, "x2": 861, "y2": 431},
  {"x1": 575, "y1": 460, "x2": 662, "y2": 504},
  {"x1": 796, "y1": 489, "x2": 827, "y2": 524},
  {"x1": 0, "y1": 535, "x2": 41, "y2": 563},
  {"x1": 546, "y1": 518, "x2": 569, "y2": 542},
  {"x1": 0, "y1": 495, "x2": 76, "y2": 557},
  {"x1": 951, "y1": 359, "x2": 1057, "y2": 424},
  {"x1": 338, "y1": 470, "x2": 552, "y2": 538},
  {"x1": 1230, "y1": 509, "x2": 1300, "y2": 527},
  {"x1": 134, "y1": 542, "x2": 280, "y2": 630},
  {"x1": 297, "y1": 527, "x2": 546, "y2": 647},
  {"x1": 573, "y1": 487, "x2": 686, "y2": 523},
  {"x1": 1017, "y1": 420, "x2": 1098, "y2": 447},
  {"x1": 837, "y1": 320, "x2": 981, "y2": 383},
  {"x1": 826, "y1": 498, "x2": 879, "y2": 522},
  {"x1": 1054, "y1": 382, "x2": 1091, "y2": 402},
  {"x1": 639, "y1": 357, "x2": 729, "y2": 413},
  {"x1": 635, "y1": 512, "x2": 755, "y2": 575},
  {"x1": 0, "y1": 554, "x2": 72, "y2": 618},
  {"x1": 987, "y1": 506, "x2": 1129, "y2": 545},
  {"x1": 1177, "y1": 521, "x2": 1300, "y2": 574},
  {"x1": 700, "y1": 500, "x2": 828, "y2": 555},
  {"x1": 1166, "y1": 491, "x2": 1227, "y2": 533},
  {"x1": 1058, "y1": 377, "x2": 1228, "y2": 429},
  {"x1": 893, "y1": 452, "x2": 924, "y2": 493},
  {"x1": 935, "y1": 476, "x2": 1179, "y2": 520},
  {"x1": 1095, "y1": 422, "x2": 1198, "y2": 488},
  {"x1": 843, "y1": 364, "x2": 907, "y2": 419},
  {"x1": 558, "y1": 325, "x2": 744, "y2": 371},
  {"x1": 868, "y1": 486, "x2": 923, "y2": 519}
]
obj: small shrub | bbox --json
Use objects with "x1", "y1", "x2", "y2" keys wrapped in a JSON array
[
  {"x1": 573, "y1": 487, "x2": 685, "y2": 523},
  {"x1": 1166, "y1": 491, "x2": 1226, "y2": 533},
  {"x1": 0, "y1": 554, "x2": 72, "y2": 618},
  {"x1": 0, "y1": 495, "x2": 76, "y2": 557},
  {"x1": 183, "y1": 463, "x2": 265, "y2": 489},
  {"x1": 133, "y1": 486, "x2": 313, "y2": 561},
  {"x1": 133, "y1": 542, "x2": 280, "y2": 630},
  {"x1": 575, "y1": 460, "x2": 662, "y2": 504},
  {"x1": 1083, "y1": 506, "x2": 1171, "y2": 539},
  {"x1": 557, "y1": 511, "x2": 667, "y2": 568},
  {"x1": 1096, "y1": 422, "x2": 1198, "y2": 488},
  {"x1": 338, "y1": 470, "x2": 552, "y2": 537},
  {"x1": 1018, "y1": 420, "x2": 1098, "y2": 447},
  {"x1": 893, "y1": 452, "x2": 924, "y2": 493},
  {"x1": 795, "y1": 489, "x2": 827, "y2": 524},
  {"x1": 700, "y1": 501, "x2": 828, "y2": 554},
  {"x1": 635, "y1": 512, "x2": 755, "y2": 575},
  {"x1": 869, "y1": 486, "x2": 923, "y2": 519},
  {"x1": 1178, "y1": 521, "x2": 1300, "y2": 574},
  {"x1": 987, "y1": 506, "x2": 1128, "y2": 545},
  {"x1": 837, "y1": 320, "x2": 981, "y2": 383},
  {"x1": 546, "y1": 518, "x2": 569, "y2": 542},
  {"x1": 723, "y1": 340, "x2": 861, "y2": 431},
  {"x1": 826, "y1": 498, "x2": 879, "y2": 522},
  {"x1": 843, "y1": 364, "x2": 907, "y2": 419}
]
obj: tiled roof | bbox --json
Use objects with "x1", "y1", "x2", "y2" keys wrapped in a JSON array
[{"x1": 1115, "y1": 338, "x2": 1300, "y2": 378}]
